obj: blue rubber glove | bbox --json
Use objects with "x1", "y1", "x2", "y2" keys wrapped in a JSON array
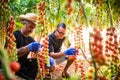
[
  {"x1": 64, "y1": 48, "x2": 77, "y2": 55},
  {"x1": 28, "y1": 42, "x2": 42, "y2": 52},
  {"x1": 45, "y1": 57, "x2": 55, "y2": 68},
  {"x1": 49, "y1": 57, "x2": 55, "y2": 68}
]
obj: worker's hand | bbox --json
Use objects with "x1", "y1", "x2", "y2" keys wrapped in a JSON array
[
  {"x1": 49, "y1": 57, "x2": 55, "y2": 68},
  {"x1": 46, "y1": 57, "x2": 55, "y2": 68},
  {"x1": 28, "y1": 42, "x2": 42, "y2": 52},
  {"x1": 64, "y1": 48, "x2": 77, "y2": 55}
]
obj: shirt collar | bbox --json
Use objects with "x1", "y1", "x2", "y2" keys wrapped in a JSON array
[{"x1": 51, "y1": 31, "x2": 58, "y2": 40}]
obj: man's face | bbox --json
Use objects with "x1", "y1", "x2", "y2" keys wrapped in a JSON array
[
  {"x1": 23, "y1": 21, "x2": 36, "y2": 36},
  {"x1": 55, "y1": 27, "x2": 66, "y2": 39}
]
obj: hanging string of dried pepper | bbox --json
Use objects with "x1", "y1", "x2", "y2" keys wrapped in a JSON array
[
  {"x1": 36, "y1": 52, "x2": 46, "y2": 79},
  {"x1": 36, "y1": 1, "x2": 47, "y2": 42},
  {"x1": 36, "y1": 37, "x2": 50, "y2": 79},
  {"x1": 79, "y1": 62, "x2": 86, "y2": 80},
  {"x1": 7, "y1": 16, "x2": 17, "y2": 61},
  {"x1": 90, "y1": 28, "x2": 106, "y2": 65},
  {"x1": 42, "y1": 37, "x2": 50, "y2": 74},
  {"x1": 72, "y1": 26, "x2": 79, "y2": 73},
  {"x1": 74, "y1": 27, "x2": 80, "y2": 49},
  {"x1": 79, "y1": 25, "x2": 85, "y2": 48},
  {"x1": 95, "y1": 0, "x2": 103, "y2": 29},
  {"x1": 78, "y1": 6, "x2": 83, "y2": 17},
  {"x1": 74, "y1": 25, "x2": 85, "y2": 49},
  {"x1": 73, "y1": 25, "x2": 86, "y2": 79},
  {"x1": 67, "y1": 0, "x2": 74, "y2": 15},
  {"x1": 0, "y1": 1, "x2": 11, "y2": 47},
  {"x1": 73, "y1": 26, "x2": 79, "y2": 73},
  {"x1": 35, "y1": 1, "x2": 50, "y2": 79},
  {"x1": 105, "y1": 28, "x2": 113, "y2": 64},
  {"x1": 104, "y1": 27, "x2": 119, "y2": 76}
]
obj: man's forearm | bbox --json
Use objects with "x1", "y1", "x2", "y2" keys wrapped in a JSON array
[
  {"x1": 49, "y1": 52, "x2": 65, "y2": 59},
  {"x1": 17, "y1": 46, "x2": 29, "y2": 58}
]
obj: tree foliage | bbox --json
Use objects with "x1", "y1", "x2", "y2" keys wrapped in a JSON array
[{"x1": 8, "y1": 0, "x2": 120, "y2": 30}]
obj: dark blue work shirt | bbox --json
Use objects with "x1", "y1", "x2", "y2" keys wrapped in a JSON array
[
  {"x1": 14, "y1": 30, "x2": 38, "y2": 80},
  {"x1": 48, "y1": 32, "x2": 65, "y2": 53}
]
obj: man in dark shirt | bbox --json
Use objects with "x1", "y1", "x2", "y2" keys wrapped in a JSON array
[
  {"x1": 48, "y1": 23, "x2": 77, "y2": 78},
  {"x1": 14, "y1": 13, "x2": 42, "y2": 80}
]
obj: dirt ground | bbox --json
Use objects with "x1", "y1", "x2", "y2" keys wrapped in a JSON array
[
  {"x1": 51, "y1": 60, "x2": 89, "y2": 80},
  {"x1": 51, "y1": 61, "x2": 74, "y2": 80}
]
